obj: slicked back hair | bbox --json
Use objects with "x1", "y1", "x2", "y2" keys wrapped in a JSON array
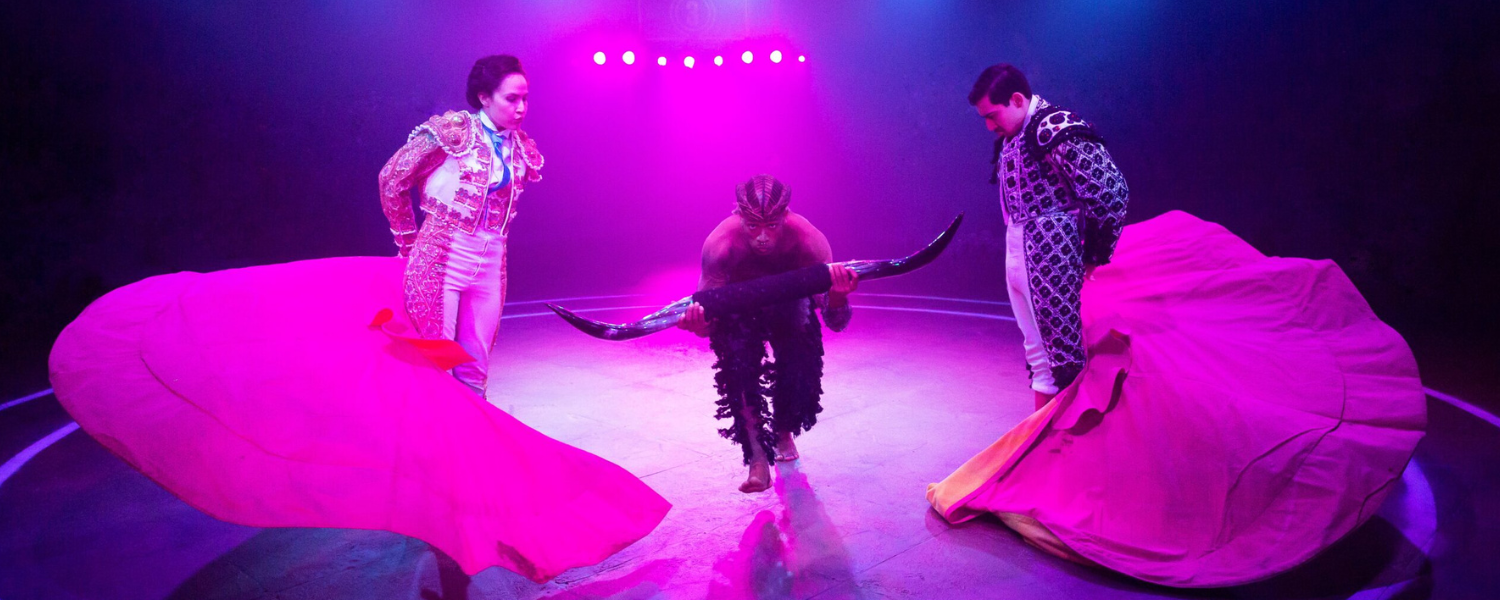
[
  {"x1": 466, "y1": 55, "x2": 526, "y2": 110},
  {"x1": 968, "y1": 63, "x2": 1032, "y2": 106}
]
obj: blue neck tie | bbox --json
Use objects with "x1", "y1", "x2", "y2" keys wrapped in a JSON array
[{"x1": 486, "y1": 128, "x2": 512, "y2": 192}]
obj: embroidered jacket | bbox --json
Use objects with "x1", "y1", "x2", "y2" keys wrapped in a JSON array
[
  {"x1": 379, "y1": 111, "x2": 544, "y2": 254},
  {"x1": 995, "y1": 96, "x2": 1129, "y2": 266}
]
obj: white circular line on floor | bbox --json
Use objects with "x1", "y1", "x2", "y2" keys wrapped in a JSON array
[
  {"x1": 1422, "y1": 387, "x2": 1500, "y2": 429},
  {"x1": 0, "y1": 302, "x2": 1456, "y2": 600},
  {"x1": 0, "y1": 297, "x2": 1490, "y2": 500},
  {"x1": 0, "y1": 388, "x2": 54, "y2": 412},
  {"x1": 0, "y1": 422, "x2": 78, "y2": 488}
]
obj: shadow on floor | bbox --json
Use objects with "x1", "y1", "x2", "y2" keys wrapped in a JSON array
[
  {"x1": 162, "y1": 528, "x2": 493, "y2": 600},
  {"x1": 707, "y1": 461, "x2": 864, "y2": 599},
  {"x1": 419, "y1": 546, "x2": 470, "y2": 600},
  {"x1": 938, "y1": 512, "x2": 1431, "y2": 600}
]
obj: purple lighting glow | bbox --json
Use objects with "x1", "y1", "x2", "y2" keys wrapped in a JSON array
[{"x1": 582, "y1": 46, "x2": 803, "y2": 70}]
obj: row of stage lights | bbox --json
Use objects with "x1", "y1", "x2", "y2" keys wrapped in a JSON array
[{"x1": 592, "y1": 50, "x2": 805, "y2": 68}]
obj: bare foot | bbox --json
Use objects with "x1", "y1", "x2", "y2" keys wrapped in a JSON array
[
  {"x1": 1034, "y1": 390, "x2": 1057, "y2": 411},
  {"x1": 739, "y1": 461, "x2": 772, "y2": 493},
  {"x1": 774, "y1": 432, "x2": 800, "y2": 462}
]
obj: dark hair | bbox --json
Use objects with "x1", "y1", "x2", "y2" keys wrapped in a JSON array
[
  {"x1": 735, "y1": 174, "x2": 791, "y2": 222},
  {"x1": 466, "y1": 55, "x2": 526, "y2": 110},
  {"x1": 968, "y1": 63, "x2": 1031, "y2": 106}
]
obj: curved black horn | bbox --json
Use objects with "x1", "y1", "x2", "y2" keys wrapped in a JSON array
[
  {"x1": 844, "y1": 213, "x2": 963, "y2": 281},
  {"x1": 544, "y1": 301, "x2": 688, "y2": 341},
  {"x1": 548, "y1": 213, "x2": 964, "y2": 341}
]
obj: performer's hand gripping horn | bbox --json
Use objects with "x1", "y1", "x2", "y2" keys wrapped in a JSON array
[{"x1": 546, "y1": 214, "x2": 964, "y2": 341}]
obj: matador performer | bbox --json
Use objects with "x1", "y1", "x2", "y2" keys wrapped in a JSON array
[
  {"x1": 544, "y1": 203, "x2": 963, "y2": 493},
  {"x1": 46, "y1": 54, "x2": 674, "y2": 582},
  {"x1": 970, "y1": 63, "x2": 1130, "y2": 407},
  {"x1": 677, "y1": 175, "x2": 860, "y2": 493},
  {"x1": 378, "y1": 54, "x2": 544, "y2": 394}
]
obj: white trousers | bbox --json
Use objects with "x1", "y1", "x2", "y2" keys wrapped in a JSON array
[
  {"x1": 441, "y1": 226, "x2": 508, "y2": 393},
  {"x1": 1004, "y1": 224, "x2": 1057, "y2": 395}
]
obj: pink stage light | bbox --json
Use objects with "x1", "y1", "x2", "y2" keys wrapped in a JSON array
[
  {"x1": 684, "y1": 56, "x2": 695, "y2": 68},
  {"x1": 623, "y1": 51, "x2": 636, "y2": 65},
  {"x1": 770, "y1": 50, "x2": 783, "y2": 63},
  {"x1": 593, "y1": 51, "x2": 606, "y2": 65},
  {"x1": 741, "y1": 51, "x2": 753, "y2": 64},
  {"x1": 714, "y1": 55, "x2": 724, "y2": 66},
  {"x1": 657, "y1": 56, "x2": 667, "y2": 66}
]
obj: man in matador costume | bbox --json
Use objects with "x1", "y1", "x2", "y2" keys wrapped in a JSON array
[{"x1": 970, "y1": 63, "x2": 1130, "y2": 407}]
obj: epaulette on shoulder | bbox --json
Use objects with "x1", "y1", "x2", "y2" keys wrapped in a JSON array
[
  {"x1": 411, "y1": 111, "x2": 476, "y2": 155},
  {"x1": 1026, "y1": 105, "x2": 1104, "y2": 156},
  {"x1": 513, "y1": 129, "x2": 544, "y2": 174}
]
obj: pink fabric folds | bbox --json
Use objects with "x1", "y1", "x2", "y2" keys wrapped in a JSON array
[
  {"x1": 930, "y1": 211, "x2": 1426, "y2": 587},
  {"x1": 48, "y1": 256, "x2": 670, "y2": 582}
]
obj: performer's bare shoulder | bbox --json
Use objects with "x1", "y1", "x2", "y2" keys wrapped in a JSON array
[
  {"x1": 699, "y1": 215, "x2": 743, "y2": 290},
  {"x1": 784, "y1": 212, "x2": 833, "y2": 266}
]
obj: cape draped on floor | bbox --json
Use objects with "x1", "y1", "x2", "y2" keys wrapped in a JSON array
[
  {"x1": 928, "y1": 211, "x2": 1426, "y2": 587},
  {"x1": 49, "y1": 256, "x2": 671, "y2": 582}
]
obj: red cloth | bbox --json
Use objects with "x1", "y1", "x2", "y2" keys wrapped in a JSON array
[
  {"x1": 49, "y1": 257, "x2": 670, "y2": 582},
  {"x1": 930, "y1": 211, "x2": 1426, "y2": 587}
]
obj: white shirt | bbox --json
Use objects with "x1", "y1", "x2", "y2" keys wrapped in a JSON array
[
  {"x1": 999, "y1": 95, "x2": 1043, "y2": 226},
  {"x1": 477, "y1": 111, "x2": 514, "y2": 189}
]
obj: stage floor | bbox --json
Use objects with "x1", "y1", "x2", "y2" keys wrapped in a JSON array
[{"x1": 1, "y1": 294, "x2": 1493, "y2": 599}]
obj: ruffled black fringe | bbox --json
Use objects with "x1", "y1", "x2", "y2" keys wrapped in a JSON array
[
  {"x1": 708, "y1": 300, "x2": 827, "y2": 466},
  {"x1": 710, "y1": 312, "x2": 777, "y2": 466},
  {"x1": 766, "y1": 304, "x2": 825, "y2": 436}
]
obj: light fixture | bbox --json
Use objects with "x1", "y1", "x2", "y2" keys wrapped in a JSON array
[
  {"x1": 799, "y1": 55, "x2": 806, "y2": 62},
  {"x1": 770, "y1": 50, "x2": 783, "y2": 63},
  {"x1": 714, "y1": 55, "x2": 724, "y2": 66},
  {"x1": 684, "y1": 56, "x2": 695, "y2": 68},
  {"x1": 593, "y1": 51, "x2": 606, "y2": 65},
  {"x1": 623, "y1": 51, "x2": 636, "y2": 65},
  {"x1": 741, "y1": 51, "x2": 753, "y2": 64},
  {"x1": 657, "y1": 56, "x2": 667, "y2": 66}
]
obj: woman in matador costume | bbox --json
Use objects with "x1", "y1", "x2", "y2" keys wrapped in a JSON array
[
  {"x1": 677, "y1": 175, "x2": 860, "y2": 493},
  {"x1": 379, "y1": 54, "x2": 545, "y2": 394},
  {"x1": 48, "y1": 54, "x2": 670, "y2": 582},
  {"x1": 971, "y1": 63, "x2": 1130, "y2": 407}
]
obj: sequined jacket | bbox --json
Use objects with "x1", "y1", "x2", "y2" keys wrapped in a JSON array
[
  {"x1": 995, "y1": 97, "x2": 1129, "y2": 266},
  {"x1": 379, "y1": 111, "x2": 544, "y2": 254}
]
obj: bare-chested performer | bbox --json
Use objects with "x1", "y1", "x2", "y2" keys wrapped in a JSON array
[{"x1": 677, "y1": 174, "x2": 859, "y2": 493}]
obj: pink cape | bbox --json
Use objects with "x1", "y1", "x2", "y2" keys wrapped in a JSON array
[
  {"x1": 48, "y1": 257, "x2": 671, "y2": 583},
  {"x1": 927, "y1": 211, "x2": 1426, "y2": 587}
]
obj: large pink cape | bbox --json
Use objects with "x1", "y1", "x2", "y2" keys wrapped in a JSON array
[
  {"x1": 48, "y1": 257, "x2": 671, "y2": 583},
  {"x1": 927, "y1": 211, "x2": 1426, "y2": 587}
]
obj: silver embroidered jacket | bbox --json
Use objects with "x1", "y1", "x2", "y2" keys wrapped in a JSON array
[{"x1": 995, "y1": 96, "x2": 1129, "y2": 266}]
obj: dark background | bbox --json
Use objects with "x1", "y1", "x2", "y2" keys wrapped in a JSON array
[{"x1": 4, "y1": 0, "x2": 1498, "y2": 399}]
